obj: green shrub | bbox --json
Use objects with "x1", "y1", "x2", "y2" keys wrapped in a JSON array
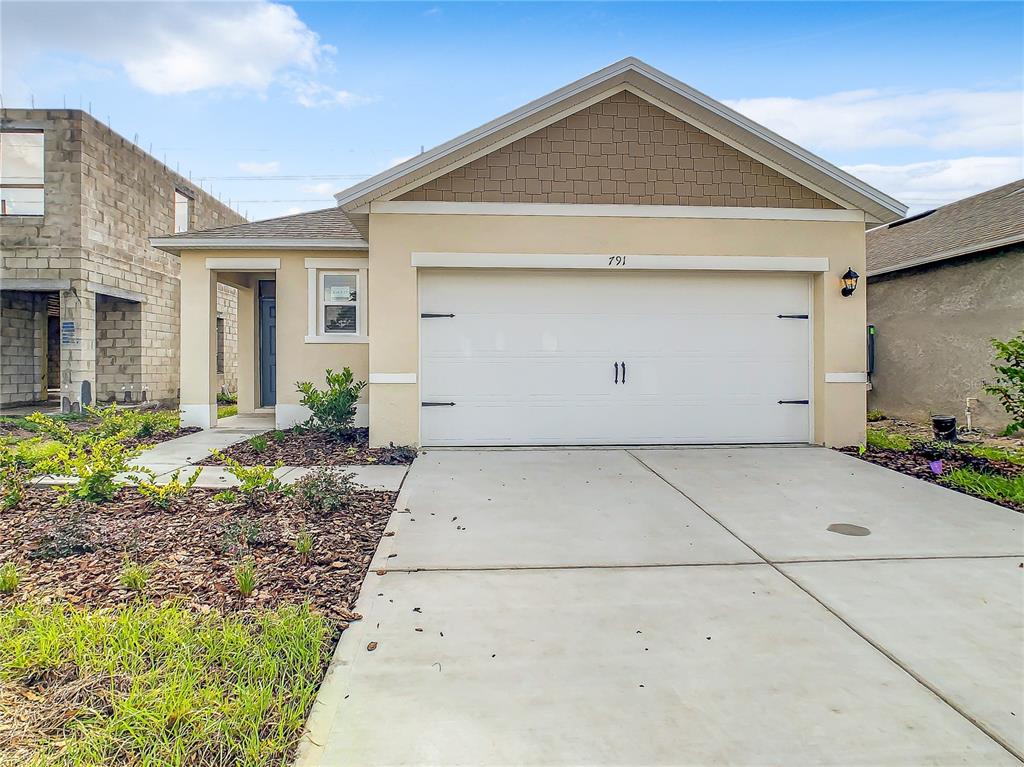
[
  {"x1": 212, "y1": 489, "x2": 239, "y2": 504},
  {"x1": 84, "y1": 403, "x2": 178, "y2": 440},
  {"x1": 985, "y1": 330, "x2": 1024, "y2": 434},
  {"x1": 220, "y1": 517, "x2": 264, "y2": 556},
  {"x1": 211, "y1": 452, "x2": 286, "y2": 507},
  {"x1": 119, "y1": 558, "x2": 152, "y2": 592},
  {"x1": 941, "y1": 468, "x2": 1024, "y2": 505},
  {"x1": 136, "y1": 468, "x2": 201, "y2": 509},
  {"x1": 295, "y1": 367, "x2": 366, "y2": 435},
  {"x1": 248, "y1": 434, "x2": 269, "y2": 453},
  {"x1": 293, "y1": 466, "x2": 356, "y2": 515},
  {"x1": 233, "y1": 559, "x2": 258, "y2": 598},
  {"x1": 866, "y1": 409, "x2": 886, "y2": 423},
  {"x1": 866, "y1": 428, "x2": 913, "y2": 452},
  {"x1": 28, "y1": 513, "x2": 94, "y2": 561},
  {"x1": 0, "y1": 562, "x2": 20, "y2": 594},
  {"x1": 25, "y1": 412, "x2": 146, "y2": 504}
]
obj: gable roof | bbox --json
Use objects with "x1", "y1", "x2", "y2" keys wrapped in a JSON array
[
  {"x1": 151, "y1": 207, "x2": 367, "y2": 252},
  {"x1": 335, "y1": 57, "x2": 906, "y2": 231},
  {"x1": 866, "y1": 179, "x2": 1024, "y2": 277}
]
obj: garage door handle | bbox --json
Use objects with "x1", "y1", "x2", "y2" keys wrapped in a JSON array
[
  {"x1": 778, "y1": 399, "x2": 810, "y2": 405},
  {"x1": 621, "y1": 361, "x2": 626, "y2": 383},
  {"x1": 421, "y1": 313, "x2": 455, "y2": 318},
  {"x1": 422, "y1": 401, "x2": 456, "y2": 407},
  {"x1": 777, "y1": 314, "x2": 809, "y2": 319},
  {"x1": 614, "y1": 361, "x2": 619, "y2": 384}
]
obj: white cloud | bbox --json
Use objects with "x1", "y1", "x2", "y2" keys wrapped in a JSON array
[
  {"x1": 4, "y1": 1, "x2": 365, "y2": 108},
  {"x1": 726, "y1": 89, "x2": 1022, "y2": 151},
  {"x1": 238, "y1": 160, "x2": 280, "y2": 174},
  {"x1": 387, "y1": 154, "x2": 416, "y2": 169},
  {"x1": 300, "y1": 182, "x2": 338, "y2": 195},
  {"x1": 844, "y1": 156, "x2": 1024, "y2": 212}
]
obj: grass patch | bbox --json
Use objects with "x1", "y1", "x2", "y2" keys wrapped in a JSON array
[
  {"x1": 866, "y1": 409, "x2": 886, "y2": 423},
  {"x1": 956, "y1": 442, "x2": 1024, "y2": 467},
  {"x1": 0, "y1": 601, "x2": 330, "y2": 767},
  {"x1": 941, "y1": 468, "x2": 1024, "y2": 505},
  {"x1": 218, "y1": 404, "x2": 238, "y2": 419},
  {"x1": 866, "y1": 428, "x2": 913, "y2": 452}
]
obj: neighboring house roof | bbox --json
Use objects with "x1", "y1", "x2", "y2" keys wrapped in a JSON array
[
  {"x1": 151, "y1": 207, "x2": 368, "y2": 252},
  {"x1": 866, "y1": 179, "x2": 1024, "y2": 277},
  {"x1": 335, "y1": 57, "x2": 907, "y2": 231}
]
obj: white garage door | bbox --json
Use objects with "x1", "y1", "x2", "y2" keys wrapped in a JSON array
[{"x1": 419, "y1": 269, "x2": 811, "y2": 446}]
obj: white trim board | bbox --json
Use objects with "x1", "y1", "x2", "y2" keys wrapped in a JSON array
[
  {"x1": 412, "y1": 253, "x2": 830, "y2": 272},
  {"x1": 369, "y1": 373, "x2": 417, "y2": 384},
  {"x1": 825, "y1": 372, "x2": 868, "y2": 383},
  {"x1": 304, "y1": 257, "x2": 369, "y2": 269},
  {"x1": 206, "y1": 257, "x2": 280, "y2": 271},
  {"x1": 152, "y1": 238, "x2": 368, "y2": 252},
  {"x1": 373, "y1": 201, "x2": 864, "y2": 223}
]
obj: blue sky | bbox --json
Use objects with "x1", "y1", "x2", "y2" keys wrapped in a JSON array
[{"x1": 4, "y1": 1, "x2": 1022, "y2": 219}]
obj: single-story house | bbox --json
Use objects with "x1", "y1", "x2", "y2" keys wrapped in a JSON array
[
  {"x1": 152, "y1": 58, "x2": 905, "y2": 448},
  {"x1": 866, "y1": 179, "x2": 1024, "y2": 432}
]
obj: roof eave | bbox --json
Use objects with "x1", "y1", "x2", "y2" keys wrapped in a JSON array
[
  {"x1": 150, "y1": 237, "x2": 369, "y2": 254},
  {"x1": 867, "y1": 233, "x2": 1024, "y2": 277}
]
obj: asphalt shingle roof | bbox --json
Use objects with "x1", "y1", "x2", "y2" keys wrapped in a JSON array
[
  {"x1": 164, "y1": 206, "x2": 364, "y2": 241},
  {"x1": 866, "y1": 179, "x2": 1024, "y2": 276}
]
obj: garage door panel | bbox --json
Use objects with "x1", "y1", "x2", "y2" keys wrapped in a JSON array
[{"x1": 420, "y1": 269, "x2": 811, "y2": 446}]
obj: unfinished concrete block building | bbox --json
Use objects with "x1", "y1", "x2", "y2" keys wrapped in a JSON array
[{"x1": 1, "y1": 109, "x2": 243, "y2": 411}]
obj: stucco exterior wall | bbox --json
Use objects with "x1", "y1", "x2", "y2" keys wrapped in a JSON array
[
  {"x1": 867, "y1": 246, "x2": 1024, "y2": 432},
  {"x1": 366, "y1": 212, "x2": 867, "y2": 448},
  {"x1": 398, "y1": 91, "x2": 838, "y2": 209}
]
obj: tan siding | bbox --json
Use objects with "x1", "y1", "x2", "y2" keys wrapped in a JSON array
[{"x1": 398, "y1": 91, "x2": 837, "y2": 209}]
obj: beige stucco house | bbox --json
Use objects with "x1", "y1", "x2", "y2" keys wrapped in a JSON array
[{"x1": 152, "y1": 58, "x2": 905, "y2": 448}]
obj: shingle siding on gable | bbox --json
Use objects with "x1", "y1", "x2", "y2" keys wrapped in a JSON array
[{"x1": 398, "y1": 91, "x2": 838, "y2": 208}]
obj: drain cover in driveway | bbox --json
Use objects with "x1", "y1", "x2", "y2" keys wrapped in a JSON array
[{"x1": 827, "y1": 523, "x2": 871, "y2": 536}]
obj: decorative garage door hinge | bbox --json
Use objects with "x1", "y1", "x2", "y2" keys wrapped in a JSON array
[
  {"x1": 778, "y1": 399, "x2": 810, "y2": 405},
  {"x1": 421, "y1": 313, "x2": 455, "y2": 318},
  {"x1": 422, "y1": 401, "x2": 456, "y2": 407},
  {"x1": 777, "y1": 314, "x2": 809, "y2": 319}
]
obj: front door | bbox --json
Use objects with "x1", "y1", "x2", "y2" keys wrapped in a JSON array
[{"x1": 259, "y1": 284, "x2": 277, "y2": 406}]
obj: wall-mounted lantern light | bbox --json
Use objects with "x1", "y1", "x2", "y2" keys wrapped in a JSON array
[{"x1": 840, "y1": 267, "x2": 860, "y2": 297}]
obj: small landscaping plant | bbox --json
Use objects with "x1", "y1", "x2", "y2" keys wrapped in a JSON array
[
  {"x1": 866, "y1": 409, "x2": 886, "y2": 423},
  {"x1": 136, "y1": 467, "x2": 201, "y2": 510},
  {"x1": 293, "y1": 466, "x2": 356, "y2": 515},
  {"x1": 211, "y1": 451, "x2": 287, "y2": 507},
  {"x1": 220, "y1": 517, "x2": 265, "y2": 556},
  {"x1": 29, "y1": 513, "x2": 95, "y2": 561},
  {"x1": 985, "y1": 329, "x2": 1024, "y2": 434},
  {"x1": 85, "y1": 403, "x2": 179, "y2": 440},
  {"x1": 118, "y1": 557, "x2": 153, "y2": 593},
  {"x1": 296, "y1": 367, "x2": 367, "y2": 435},
  {"x1": 233, "y1": 559, "x2": 258, "y2": 598},
  {"x1": 248, "y1": 434, "x2": 269, "y2": 453},
  {"x1": 0, "y1": 562, "x2": 20, "y2": 594},
  {"x1": 213, "y1": 488, "x2": 239, "y2": 504},
  {"x1": 293, "y1": 531, "x2": 314, "y2": 561}
]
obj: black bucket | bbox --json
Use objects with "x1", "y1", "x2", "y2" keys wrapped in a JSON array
[{"x1": 932, "y1": 415, "x2": 957, "y2": 442}]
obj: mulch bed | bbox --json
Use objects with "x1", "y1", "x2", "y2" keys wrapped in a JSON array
[
  {"x1": 124, "y1": 426, "x2": 201, "y2": 449},
  {"x1": 838, "y1": 444, "x2": 1024, "y2": 512},
  {"x1": 0, "y1": 486, "x2": 396, "y2": 630},
  {"x1": 197, "y1": 427, "x2": 416, "y2": 467}
]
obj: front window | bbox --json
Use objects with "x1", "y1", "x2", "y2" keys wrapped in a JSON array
[
  {"x1": 174, "y1": 190, "x2": 192, "y2": 232},
  {"x1": 0, "y1": 131, "x2": 44, "y2": 216},
  {"x1": 321, "y1": 272, "x2": 359, "y2": 334}
]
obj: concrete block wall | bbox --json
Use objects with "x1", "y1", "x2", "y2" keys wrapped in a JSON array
[
  {"x1": 0, "y1": 109, "x2": 245, "y2": 408},
  {"x1": 216, "y1": 283, "x2": 239, "y2": 393},
  {"x1": 0, "y1": 291, "x2": 48, "y2": 405},
  {"x1": 399, "y1": 91, "x2": 838, "y2": 208},
  {"x1": 95, "y1": 296, "x2": 142, "y2": 403}
]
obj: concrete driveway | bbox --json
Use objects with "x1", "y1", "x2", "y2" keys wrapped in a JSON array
[{"x1": 297, "y1": 447, "x2": 1024, "y2": 767}]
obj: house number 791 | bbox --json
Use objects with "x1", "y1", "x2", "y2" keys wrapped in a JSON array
[{"x1": 608, "y1": 256, "x2": 627, "y2": 267}]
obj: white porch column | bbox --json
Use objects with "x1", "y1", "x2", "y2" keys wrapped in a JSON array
[{"x1": 179, "y1": 255, "x2": 218, "y2": 428}]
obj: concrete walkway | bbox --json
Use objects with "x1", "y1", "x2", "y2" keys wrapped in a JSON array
[
  {"x1": 32, "y1": 412, "x2": 408, "y2": 492},
  {"x1": 297, "y1": 447, "x2": 1024, "y2": 766}
]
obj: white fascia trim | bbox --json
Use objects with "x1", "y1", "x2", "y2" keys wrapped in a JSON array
[
  {"x1": 825, "y1": 372, "x2": 868, "y2": 383},
  {"x1": 277, "y1": 403, "x2": 368, "y2": 429},
  {"x1": 866, "y1": 234, "x2": 1024, "y2": 277},
  {"x1": 206, "y1": 257, "x2": 280, "y2": 271},
  {"x1": 151, "y1": 238, "x2": 368, "y2": 251},
  {"x1": 335, "y1": 57, "x2": 904, "y2": 218},
  {"x1": 412, "y1": 252, "x2": 830, "y2": 272},
  {"x1": 304, "y1": 257, "x2": 369, "y2": 269},
  {"x1": 374, "y1": 201, "x2": 865, "y2": 223},
  {"x1": 369, "y1": 373, "x2": 417, "y2": 384}
]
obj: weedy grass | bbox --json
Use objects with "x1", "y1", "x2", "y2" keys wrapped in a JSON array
[
  {"x1": 956, "y1": 442, "x2": 1024, "y2": 467},
  {"x1": 0, "y1": 601, "x2": 330, "y2": 767},
  {"x1": 941, "y1": 469, "x2": 1024, "y2": 505},
  {"x1": 118, "y1": 558, "x2": 153, "y2": 593},
  {"x1": 865, "y1": 428, "x2": 913, "y2": 452},
  {"x1": 233, "y1": 560, "x2": 258, "y2": 598},
  {"x1": 0, "y1": 562, "x2": 20, "y2": 594},
  {"x1": 293, "y1": 532, "x2": 314, "y2": 560}
]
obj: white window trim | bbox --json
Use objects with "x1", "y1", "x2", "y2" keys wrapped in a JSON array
[{"x1": 305, "y1": 262, "x2": 369, "y2": 344}]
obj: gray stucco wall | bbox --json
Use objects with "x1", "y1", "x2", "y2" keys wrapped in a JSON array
[{"x1": 867, "y1": 245, "x2": 1024, "y2": 432}]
